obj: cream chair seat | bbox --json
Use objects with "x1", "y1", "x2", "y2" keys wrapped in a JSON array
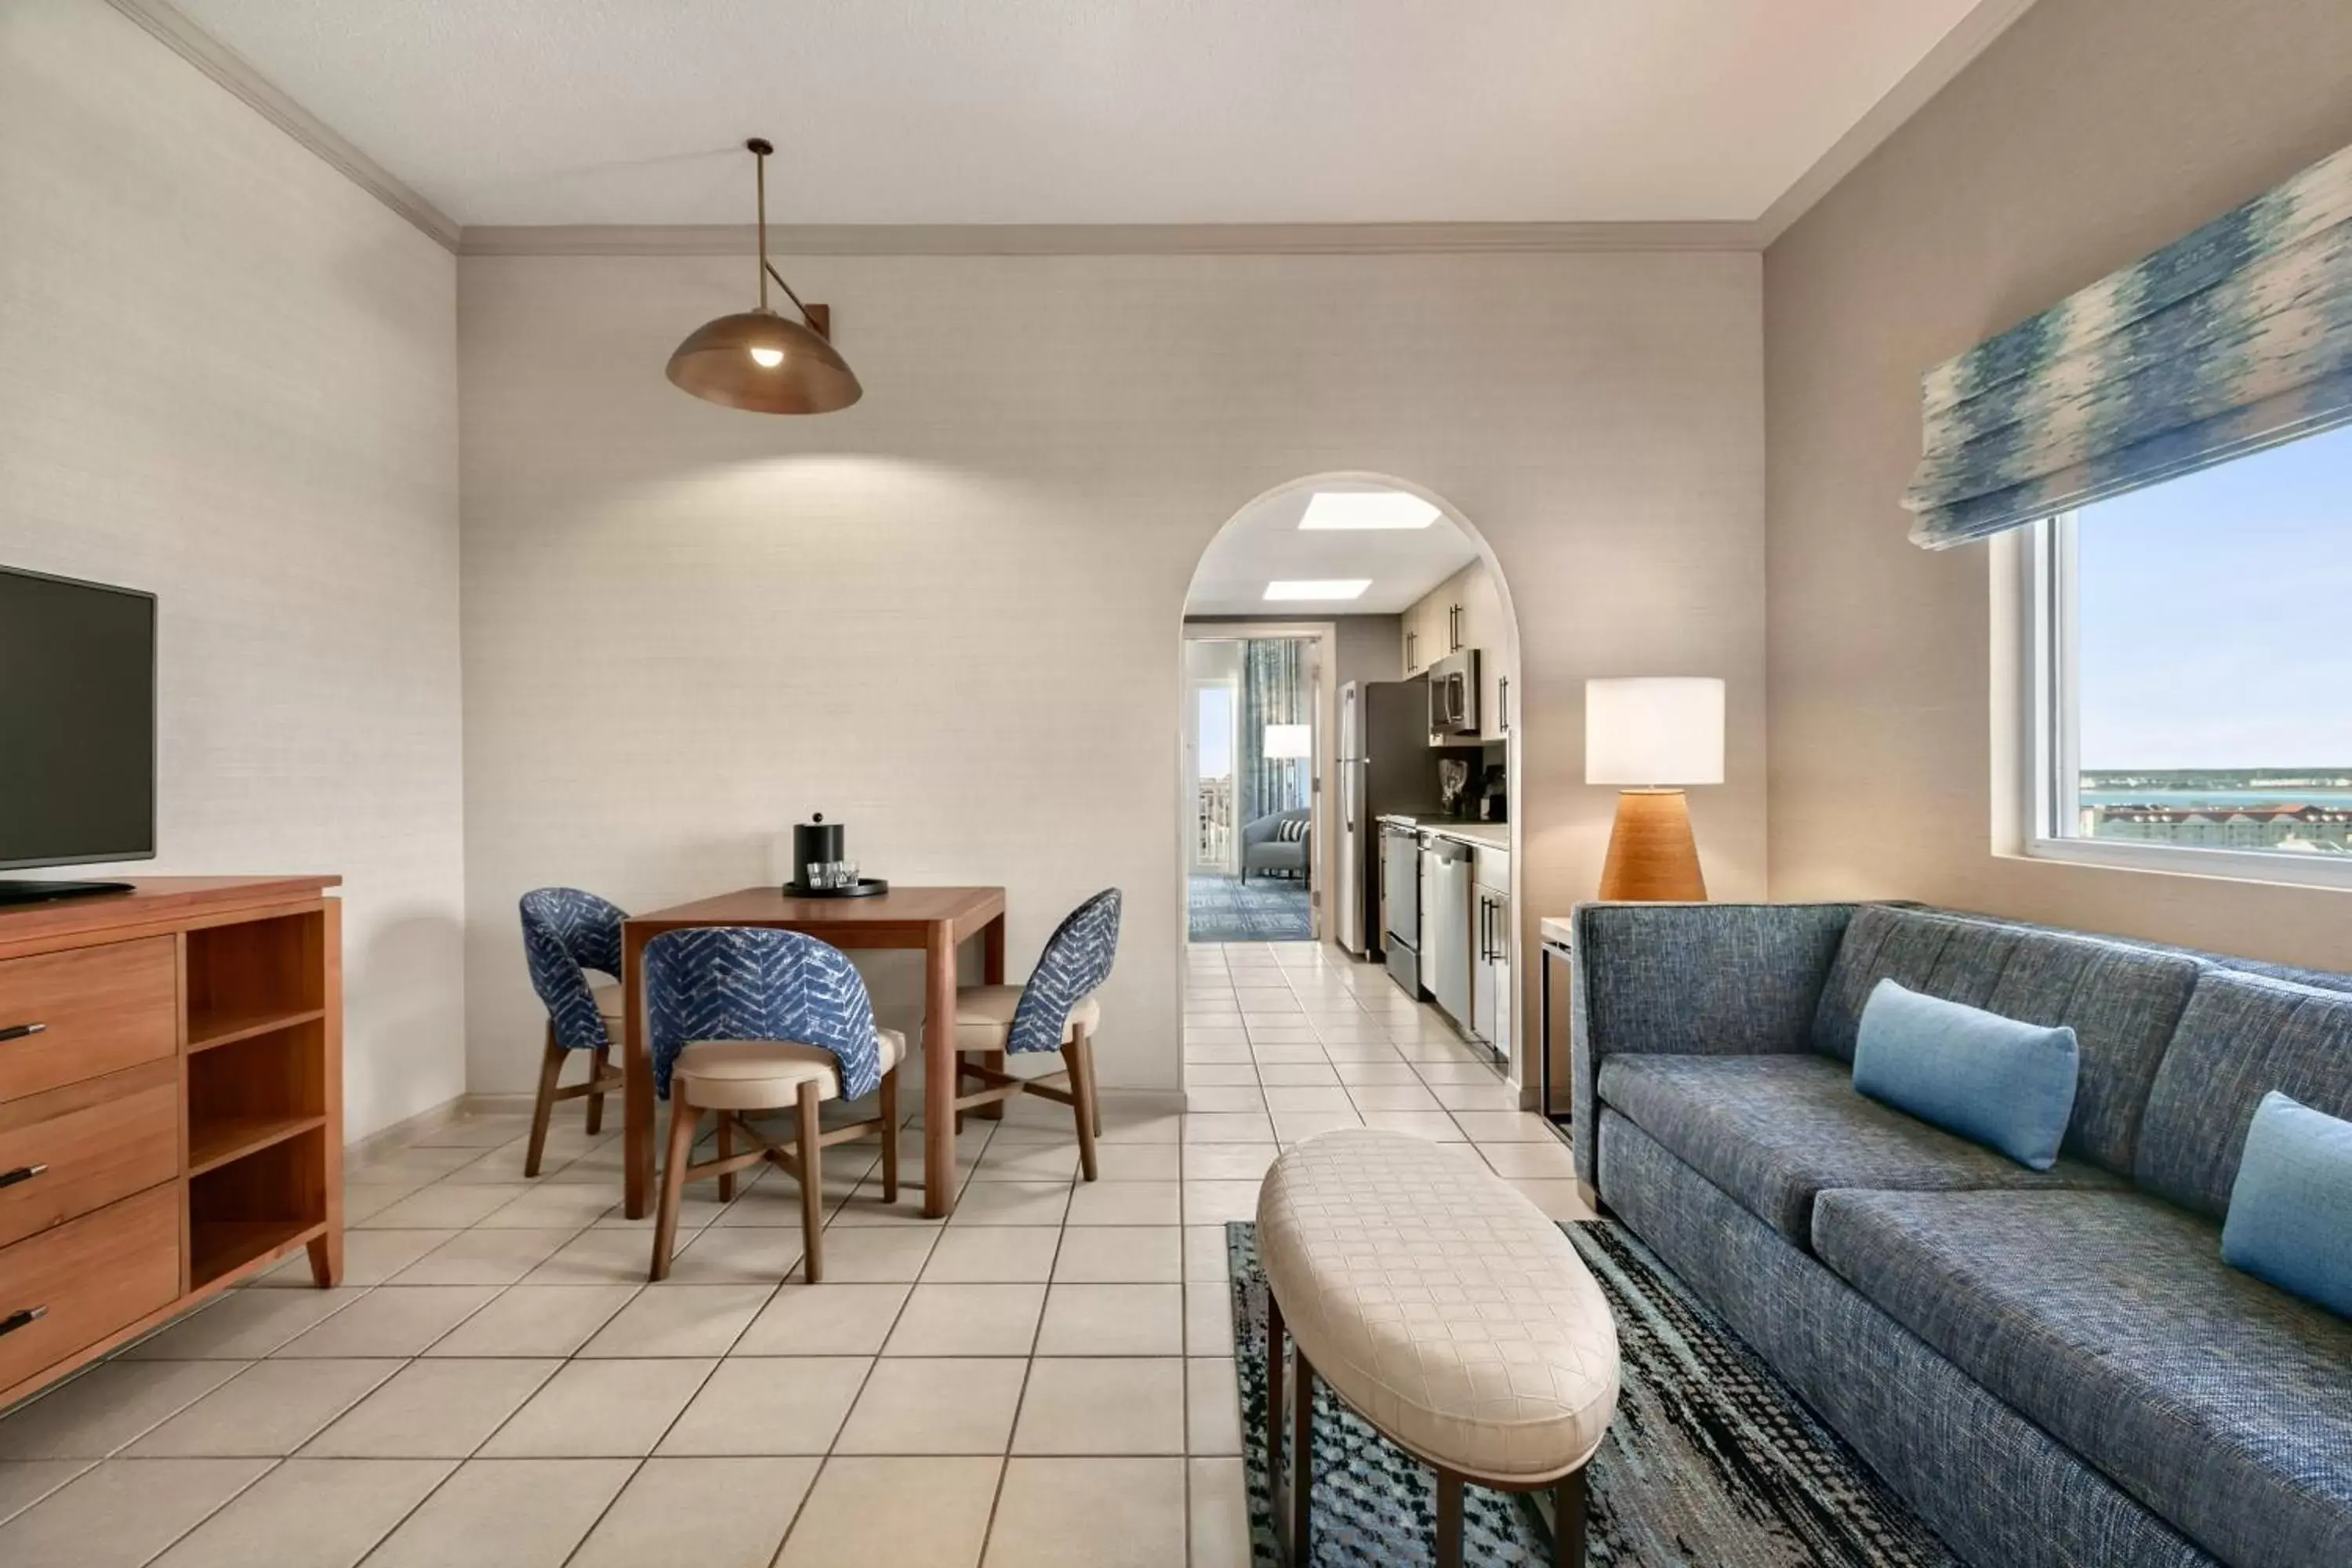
[
  {"x1": 954, "y1": 985, "x2": 1100, "y2": 1050},
  {"x1": 675, "y1": 1028, "x2": 907, "y2": 1109}
]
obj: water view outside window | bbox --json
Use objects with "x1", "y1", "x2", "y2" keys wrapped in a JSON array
[{"x1": 2068, "y1": 421, "x2": 2352, "y2": 855}]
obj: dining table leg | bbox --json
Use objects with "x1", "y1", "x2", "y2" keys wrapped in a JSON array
[
  {"x1": 924, "y1": 922, "x2": 959, "y2": 1217},
  {"x1": 978, "y1": 911, "x2": 1008, "y2": 1120},
  {"x1": 622, "y1": 922, "x2": 654, "y2": 1220}
]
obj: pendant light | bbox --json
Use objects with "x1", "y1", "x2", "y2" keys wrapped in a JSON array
[{"x1": 666, "y1": 138, "x2": 862, "y2": 415}]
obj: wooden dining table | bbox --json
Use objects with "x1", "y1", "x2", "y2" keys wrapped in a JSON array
[{"x1": 618, "y1": 885, "x2": 1009, "y2": 1219}]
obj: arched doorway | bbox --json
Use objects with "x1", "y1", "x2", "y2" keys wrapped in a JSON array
[{"x1": 1177, "y1": 474, "x2": 1529, "y2": 1109}]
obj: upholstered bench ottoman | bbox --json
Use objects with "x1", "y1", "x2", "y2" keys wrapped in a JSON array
[{"x1": 1255, "y1": 1130, "x2": 1619, "y2": 1566}]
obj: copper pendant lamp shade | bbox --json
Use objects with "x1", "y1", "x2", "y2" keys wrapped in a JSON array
[{"x1": 666, "y1": 139, "x2": 863, "y2": 415}]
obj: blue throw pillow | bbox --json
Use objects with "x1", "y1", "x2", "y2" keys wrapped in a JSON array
[
  {"x1": 1853, "y1": 979, "x2": 2080, "y2": 1170},
  {"x1": 2222, "y1": 1091, "x2": 2352, "y2": 1321}
]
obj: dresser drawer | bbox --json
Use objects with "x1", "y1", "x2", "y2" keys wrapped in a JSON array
[
  {"x1": 0, "y1": 938, "x2": 178, "y2": 1104},
  {"x1": 0, "y1": 1186, "x2": 180, "y2": 1396},
  {"x1": 0, "y1": 1062, "x2": 180, "y2": 1250}
]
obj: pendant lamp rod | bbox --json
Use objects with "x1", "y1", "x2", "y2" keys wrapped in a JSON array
[{"x1": 746, "y1": 137, "x2": 824, "y2": 337}]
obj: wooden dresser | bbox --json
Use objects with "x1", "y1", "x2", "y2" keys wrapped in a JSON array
[{"x1": 0, "y1": 877, "x2": 341, "y2": 1410}]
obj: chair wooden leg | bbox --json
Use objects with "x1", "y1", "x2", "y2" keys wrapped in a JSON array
[
  {"x1": 1066, "y1": 1029, "x2": 1100, "y2": 1183},
  {"x1": 797, "y1": 1080, "x2": 825, "y2": 1283},
  {"x1": 1554, "y1": 1465, "x2": 1588, "y2": 1566},
  {"x1": 585, "y1": 1046, "x2": 610, "y2": 1135},
  {"x1": 979, "y1": 1047, "x2": 1007, "y2": 1120},
  {"x1": 1436, "y1": 1468, "x2": 1465, "y2": 1568},
  {"x1": 716, "y1": 1114, "x2": 737, "y2": 1203},
  {"x1": 648, "y1": 1091, "x2": 699, "y2": 1282},
  {"x1": 524, "y1": 1028, "x2": 565, "y2": 1179},
  {"x1": 879, "y1": 1067, "x2": 901, "y2": 1204}
]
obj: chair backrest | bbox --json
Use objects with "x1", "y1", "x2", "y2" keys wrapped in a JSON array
[
  {"x1": 1008, "y1": 889, "x2": 1123, "y2": 1054},
  {"x1": 643, "y1": 926, "x2": 882, "y2": 1101},
  {"x1": 519, "y1": 887, "x2": 628, "y2": 1052}
]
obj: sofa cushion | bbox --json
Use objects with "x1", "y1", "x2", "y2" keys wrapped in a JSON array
[
  {"x1": 2138, "y1": 969, "x2": 2352, "y2": 1220},
  {"x1": 1853, "y1": 980, "x2": 2080, "y2": 1170},
  {"x1": 1813, "y1": 1189, "x2": 2352, "y2": 1568},
  {"x1": 1811, "y1": 906, "x2": 2200, "y2": 1176},
  {"x1": 1595, "y1": 1053, "x2": 2121, "y2": 1244}
]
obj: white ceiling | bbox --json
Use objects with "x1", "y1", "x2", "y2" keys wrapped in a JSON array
[
  {"x1": 168, "y1": 0, "x2": 2003, "y2": 229},
  {"x1": 1185, "y1": 485, "x2": 1478, "y2": 617}
]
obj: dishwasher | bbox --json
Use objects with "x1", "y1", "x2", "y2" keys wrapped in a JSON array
[{"x1": 1421, "y1": 833, "x2": 1474, "y2": 1031}]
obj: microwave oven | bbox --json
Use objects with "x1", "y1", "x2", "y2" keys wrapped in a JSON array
[{"x1": 1428, "y1": 649, "x2": 1480, "y2": 737}]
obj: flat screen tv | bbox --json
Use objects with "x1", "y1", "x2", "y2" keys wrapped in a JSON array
[{"x1": 0, "y1": 565, "x2": 157, "y2": 901}]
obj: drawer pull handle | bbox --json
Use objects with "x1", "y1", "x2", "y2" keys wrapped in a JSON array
[
  {"x1": 0, "y1": 1164, "x2": 46, "y2": 1189},
  {"x1": 0, "y1": 1307, "x2": 45, "y2": 1339},
  {"x1": 0, "y1": 1023, "x2": 45, "y2": 1044}
]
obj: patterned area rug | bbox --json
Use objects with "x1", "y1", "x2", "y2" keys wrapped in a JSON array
[
  {"x1": 1189, "y1": 872, "x2": 1312, "y2": 942},
  {"x1": 1225, "y1": 1219, "x2": 1959, "y2": 1566}
]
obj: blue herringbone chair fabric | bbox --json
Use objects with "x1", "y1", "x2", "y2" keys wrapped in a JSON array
[
  {"x1": 644, "y1": 927, "x2": 883, "y2": 1102},
  {"x1": 1007, "y1": 889, "x2": 1123, "y2": 1054},
  {"x1": 520, "y1": 887, "x2": 628, "y2": 1052}
]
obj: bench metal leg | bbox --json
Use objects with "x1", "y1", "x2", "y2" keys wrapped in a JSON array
[
  {"x1": 1554, "y1": 1465, "x2": 1588, "y2": 1566},
  {"x1": 1266, "y1": 1290, "x2": 1287, "y2": 1527},
  {"x1": 1290, "y1": 1347, "x2": 1315, "y2": 1565},
  {"x1": 1436, "y1": 1468, "x2": 1465, "y2": 1568}
]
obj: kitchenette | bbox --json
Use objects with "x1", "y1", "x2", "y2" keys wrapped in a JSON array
[{"x1": 1376, "y1": 813, "x2": 1512, "y2": 1065}]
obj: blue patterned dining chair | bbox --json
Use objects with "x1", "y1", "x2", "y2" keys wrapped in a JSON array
[
  {"x1": 518, "y1": 887, "x2": 633, "y2": 1178},
  {"x1": 952, "y1": 888, "x2": 1123, "y2": 1181},
  {"x1": 643, "y1": 926, "x2": 903, "y2": 1283}
]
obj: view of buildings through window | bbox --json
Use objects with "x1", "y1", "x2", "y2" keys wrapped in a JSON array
[{"x1": 2065, "y1": 420, "x2": 2352, "y2": 855}]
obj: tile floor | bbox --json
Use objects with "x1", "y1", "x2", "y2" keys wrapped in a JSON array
[{"x1": 0, "y1": 939, "x2": 1585, "y2": 1567}]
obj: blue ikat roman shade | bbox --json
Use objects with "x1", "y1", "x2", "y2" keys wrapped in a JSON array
[{"x1": 1902, "y1": 140, "x2": 2352, "y2": 550}]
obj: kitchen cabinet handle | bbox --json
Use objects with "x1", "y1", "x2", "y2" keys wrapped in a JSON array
[
  {"x1": 0, "y1": 1023, "x2": 45, "y2": 1044},
  {"x1": 0, "y1": 1307, "x2": 45, "y2": 1339},
  {"x1": 0, "y1": 1164, "x2": 47, "y2": 1191}
]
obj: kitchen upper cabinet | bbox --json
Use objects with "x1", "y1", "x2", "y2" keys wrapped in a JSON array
[
  {"x1": 1402, "y1": 562, "x2": 1511, "y2": 740},
  {"x1": 1400, "y1": 593, "x2": 1446, "y2": 677}
]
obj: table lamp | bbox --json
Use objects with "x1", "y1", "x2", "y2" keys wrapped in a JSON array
[
  {"x1": 1585, "y1": 677, "x2": 1723, "y2": 900},
  {"x1": 1262, "y1": 724, "x2": 1313, "y2": 761}
]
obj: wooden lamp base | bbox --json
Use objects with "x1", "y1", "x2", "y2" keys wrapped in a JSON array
[{"x1": 1598, "y1": 788, "x2": 1707, "y2": 901}]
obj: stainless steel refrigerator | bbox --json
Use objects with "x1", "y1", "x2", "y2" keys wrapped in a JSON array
[{"x1": 1335, "y1": 679, "x2": 1436, "y2": 958}]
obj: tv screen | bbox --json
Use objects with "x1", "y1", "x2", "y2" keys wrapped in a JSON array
[{"x1": 0, "y1": 567, "x2": 157, "y2": 871}]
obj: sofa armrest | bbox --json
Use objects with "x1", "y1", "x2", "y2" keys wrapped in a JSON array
[
  {"x1": 1568, "y1": 901, "x2": 1855, "y2": 1185},
  {"x1": 1240, "y1": 813, "x2": 1281, "y2": 850}
]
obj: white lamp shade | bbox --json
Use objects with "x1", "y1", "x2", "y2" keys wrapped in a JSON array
[
  {"x1": 1585, "y1": 678, "x2": 1724, "y2": 786},
  {"x1": 1262, "y1": 724, "x2": 1313, "y2": 760}
]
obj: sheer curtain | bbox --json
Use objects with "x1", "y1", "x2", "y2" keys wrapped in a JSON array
[{"x1": 1239, "y1": 638, "x2": 1310, "y2": 822}]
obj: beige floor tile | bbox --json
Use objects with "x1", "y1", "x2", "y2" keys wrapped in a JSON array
[
  {"x1": 970, "y1": 1142, "x2": 1080, "y2": 1182},
  {"x1": 579, "y1": 1282, "x2": 775, "y2": 1363},
  {"x1": 1261, "y1": 1087, "x2": 1353, "y2": 1113},
  {"x1": 1427, "y1": 1080, "x2": 1519, "y2": 1112},
  {"x1": 473, "y1": 1183, "x2": 617, "y2": 1230},
  {"x1": 124, "y1": 1290, "x2": 366, "y2": 1360},
  {"x1": 829, "y1": 1183, "x2": 942, "y2": 1227},
  {"x1": 1412, "y1": 1059, "x2": 1514, "y2": 1083},
  {"x1": 423, "y1": 1285, "x2": 639, "y2": 1358},
  {"x1": 1479, "y1": 1138, "x2": 1579, "y2": 1179},
  {"x1": 358, "y1": 1457, "x2": 633, "y2": 1568},
  {"x1": 984, "y1": 1456, "x2": 1186, "y2": 1568},
  {"x1": 656, "y1": 1356, "x2": 871, "y2": 1456},
  {"x1": 0, "y1": 1361, "x2": 245, "y2": 1460},
  {"x1": 480, "y1": 1359, "x2": 715, "y2": 1457},
  {"x1": 1011, "y1": 1359, "x2": 1185, "y2": 1455},
  {"x1": 1188, "y1": 1456, "x2": 1252, "y2": 1567},
  {"x1": 1345, "y1": 1083, "x2": 1445, "y2": 1113},
  {"x1": 358, "y1": 1183, "x2": 534, "y2": 1230},
  {"x1": 1181, "y1": 1181, "x2": 1262, "y2": 1225},
  {"x1": 0, "y1": 1461, "x2": 89, "y2": 1527},
  {"x1": 389, "y1": 1228, "x2": 582, "y2": 1286},
  {"x1": 1357, "y1": 1109, "x2": 1468, "y2": 1140},
  {"x1": 1316, "y1": 1038, "x2": 1403, "y2": 1062},
  {"x1": 1065, "y1": 1181, "x2": 1182, "y2": 1227},
  {"x1": 125, "y1": 1359, "x2": 397, "y2": 1457},
  {"x1": 273, "y1": 1286, "x2": 499, "y2": 1359},
  {"x1": 1185, "y1": 1285, "x2": 1236, "y2": 1357},
  {"x1": 415, "y1": 1115, "x2": 532, "y2": 1149},
  {"x1": 591, "y1": 1190, "x2": 731, "y2": 1231},
  {"x1": 0, "y1": 1457, "x2": 271, "y2": 1568},
  {"x1": 1043, "y1": 1221, "x2": 1181, "y2": 1285},
  {"x1": 657, "y1": 1224, "x2": 808, "y2": 1285},
  {"x1": 1504, "y1": 1178, "x2": 1600, "y2": 1221},
  {"x1": 791, "y1": 1226, "x2": 938, "y2": 1283},
  {"x1": 1035, "y1": 1284, "x2": 1183, "y2": 1356},
  {"x1": 1185, "y1": 1359, "x2": 1242, "y2": 1455},
  {"x1": 1181, "y1": 1143, "x2": 1279, "y2": 1182},
  {"x1": 1183, "y1": 1227, "x2": 1232, "y2": 1283},
  {"x1": 303, "y1": 1359, "x2": 559, "y2": 1457},
  {"x1": 256, "y1": 1229, "x2": 454, "y2": 1288},
  {"x1": 147, "y1": 1456, "x2": 453, "y2": 1568},
  {"x1": 521, "y1": 1227, "x2": 667, "y2": 1285},
  {"x1": 1246, "y1": 1042, "x2": 1323, "y2": 1062},
  {"x1": 1181, "y1": 1063, "x2": 1259, "y2": 1087},
  {"x1": 569, "y1": 1456, "x2": 818, "y2": 1568},
  {"x1": 1092, "y1": 1143, "x2": 1183, "y2": 1181},
  {"x1": 1272, "y1": 1107, "x2": 1364, "y2": 1143},
  {"x1": 1448, "y1": 1110, "x2": 1559, "y2": 1142},
  {"x1": 735, "y1": 1283, "x2": 911, "y2": 1356},
  {"x1": 1328, "y1": 1061, "x2": 1421, "y2": 1085},
  {"x1": 834, "y1": 1358, "x2": 1026, "y2": 1454},
  {"x1": 1182, "y1": 1044, "x2": 1253, "y2": 1065},
  {"x1": 943, "y1": 1181, "x2": 1070, "y2": 1227},
  {"x1": 1182, "y1": 1087, "x2": 1266, "y2": 1115},
  {"x1": 775, "y1": 1455, "x2": 999, "y2": 1567},
  {"x1": 348, "y1": 1145, "x2": 481, "y2": 1183},
  {"x1": 884, "y1": 1283, "x2": 1047, "y2": 1356},
  {"x1": 1254, "y1": 1063, "x2": 1343, "y2": 1087},
  {"x1": 921, "y1": 1226, "x2": 1062, "y2": 1283},
  {"x1": 1182, "y1": 1114, "x2": 1277, "y2": 1143}
]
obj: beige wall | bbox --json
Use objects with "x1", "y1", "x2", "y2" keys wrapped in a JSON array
[
  {"x1": 459, "y1": 249, "x2": 1766, "y2": 1095},
  {"x1": 1764, "y1": 0, "x2": 2352, "y2": 972},
  {"x1": 0, "y1": 0, "x2": 467, "y2": 1138}
]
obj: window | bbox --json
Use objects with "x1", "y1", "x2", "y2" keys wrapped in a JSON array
[{"x1": 2024, "y1": 422, "x2": 2352, "y2": 884}]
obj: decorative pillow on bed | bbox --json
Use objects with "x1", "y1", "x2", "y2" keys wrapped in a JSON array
[
  {"x1": 2223, "y1": 1091, "x2": 2352, "y2": 1320},
  {"x1": 1853, "y1": 979, "x2": 2080, "y2": 1171}
]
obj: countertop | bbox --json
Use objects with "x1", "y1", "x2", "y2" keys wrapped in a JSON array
[
  {"x1": 1375, "y1": 814, "x2": 1511, "y2": 851},
  {"x1": 1538, "y1": 916, "x2": 1574, "y2": 949}
]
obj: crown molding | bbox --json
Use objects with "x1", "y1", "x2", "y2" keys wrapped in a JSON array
[
  {"x1": 457, "y1": 220, "x2": 1765, "y2": 258},
  {"x1": 103, "y1": 0, "x2": 460, "y2": 251},
  {"x1": 1756, "y1": 0, "x2": 2039, "y2": 246}
]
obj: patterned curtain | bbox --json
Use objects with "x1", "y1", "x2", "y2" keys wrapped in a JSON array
[
  {"x1": 1903, "y1": 140, "x2": 2352, "y2": 550},
  {"x1": 1239, "y1": 638, "x2": 1309, "y2": 822}
]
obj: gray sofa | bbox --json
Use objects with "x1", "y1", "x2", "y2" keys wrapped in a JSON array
[
  {"x1": 1569, "y1": 901, "x2": 2352, "y2": 1568},
  {"x1": 1240, "y1": 808, "x2": 1309, "y2": 884}
]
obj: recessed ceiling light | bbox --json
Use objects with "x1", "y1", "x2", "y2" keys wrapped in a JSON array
[
  {"x1": 1298, "y1": 492, "x2": 1440, "y2": 531},
  {"x1": 1265, "y1": 579, "x2": 1372, "y2": 601}
]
